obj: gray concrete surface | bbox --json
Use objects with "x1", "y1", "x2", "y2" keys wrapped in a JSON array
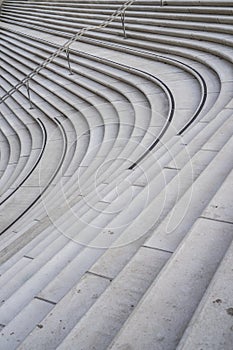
[{"x1": 0, "y1": 0, "x2": 233, "y2": 349}]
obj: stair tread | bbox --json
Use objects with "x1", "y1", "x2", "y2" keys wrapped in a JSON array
[
  {"x1": 0, "y1": 0, "x2": 233, "y2": 348},
  {"x1": 177, "y1": 232, "x2": 233, "y2": 350},
  {"x1": 107, "y1": 218, "x2": 233, "y2": 350}
]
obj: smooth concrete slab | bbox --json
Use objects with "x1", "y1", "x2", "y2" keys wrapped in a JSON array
[
  {"x1": 0, "y1": 1, "x2": 233, "y2": 349},
  {"x1": 0, "y1": 298, "x2": 54, "y2": 350},
  {"x1": 201, "y1": 169, "x2": 233, "y2": 224},
  {"x1": 177, "y1": 237, "x2": 233, "y2": 350},
  {"x1": 108, "y1": 218, "x2": 233, "y2": 350},
  {"x1": 57, "y1": 247, "x2": 171, "y2": 350},
  {"x1": 17, "y1": 273, "x2": 110, "y2": 350},
  {"x1": 144, "y1": 135, "x2": 233, "y2": 252}
]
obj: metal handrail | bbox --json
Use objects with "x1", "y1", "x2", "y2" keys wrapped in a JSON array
[{"x1": 0, "y1": 0, "x2": 135, "y2": 104}]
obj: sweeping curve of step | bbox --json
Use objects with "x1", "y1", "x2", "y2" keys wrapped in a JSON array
[{"x1": 0, "y1": 1, "x2": 233, "y2": 349}]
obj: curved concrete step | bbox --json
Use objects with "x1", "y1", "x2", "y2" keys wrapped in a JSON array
[
  {"x1": 3, "y1": 6, "x2": 233, "y2": 31},
  {"x1": 0, "y1": 22, "x2": 223, "y2": 258},
  {"x1": 0, "y1": 117, "x2": 22, "y2": 194},
  {"x1": 0, "y1": 1, "x2": 232, "y2": 349},
  {"x1": 0, "y1": 0, "x2": 229, "y2": 249},
  {"x1": 2, "y1": 107, "x2": 231, "y2": 342},
  {"x1": 15, "y1": 129, "x2": 232, "y2": 348},
  {"x1": 1, "y1": 96, "x2": 230, "y2": 278},
  {"x1": 0, "y1": 131, "x2": 10, "y2": 181},
  {"x1": 0, "y1": 26, "x2": 180, "y2": 243}
]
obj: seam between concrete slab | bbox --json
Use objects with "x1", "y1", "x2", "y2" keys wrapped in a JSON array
[
  {"x1": 200, "y1": 216, "x2": 233, "y2": 225},
  {"x1": 200, "y1": 148, "x2": 219, "y2": 152},
  {"x1": 143, "y1": 245, "x2": 174, "y2": 254},
  {"x1": 23, "y1": 255, "x2": 34, "y2": 260},
  {"x1": 86, "y1": 270, "x2": 113, "y2": 282},
  {"x1": 34, "y1": 296, "x2": 57, "y2": 306},
  {"x1": 164, "y1": 166, "x2": 181, "y2": 170}
]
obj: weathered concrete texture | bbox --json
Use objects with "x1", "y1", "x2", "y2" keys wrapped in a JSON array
[
  {"x1": 0, "y1": 0, "x2": 233, "y2": 349},
  {"x1": 177, "y1": 238, "x2": 233, "y2": 350}
]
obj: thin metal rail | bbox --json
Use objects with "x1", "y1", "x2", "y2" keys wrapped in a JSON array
[{"x1": 0, "y1": 0, "x2": 135, "y2": 104}]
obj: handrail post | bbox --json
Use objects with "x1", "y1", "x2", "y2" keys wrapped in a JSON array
[
  {"x1": 25, "y1": 80, "x2": 33, "y2": 109},
  {"x1": 121, "y1": 9, "x2": 127, "y2": 39},
  {"x1": 66, "y1": 47, "x2": 73, "y2": 75}
]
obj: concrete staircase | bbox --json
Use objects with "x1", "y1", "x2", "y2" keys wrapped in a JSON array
[{"x1": 0, "y1": 0, "x2": 232, "y2": 349}]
